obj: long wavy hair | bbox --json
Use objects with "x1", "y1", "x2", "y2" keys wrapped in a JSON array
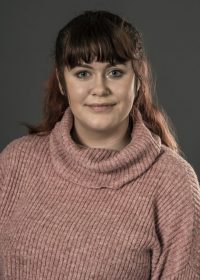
[{"x1": 22, "y1": 9, "x2": 183, "y2": 155}]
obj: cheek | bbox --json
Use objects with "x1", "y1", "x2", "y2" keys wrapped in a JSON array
[
  {"x1": 117, "y1": 82, "x2": 135, "y2": 103},
  {"x1": 66, "y1": 84, "x2": 86, "y2": 103},
  {"x1": 126, "y1": 78, "x2": 136, "y2": 101},
  {"x1": 128, "y1": 85, "x2": 135, "y2": 101}
]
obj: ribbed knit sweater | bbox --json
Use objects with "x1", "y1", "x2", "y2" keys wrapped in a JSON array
[{"x1": 0, "y1": 107, "x2": 200, "y2": 280}]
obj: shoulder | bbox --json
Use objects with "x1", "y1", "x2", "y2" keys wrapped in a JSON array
[
  {"x1": 1, "y1": 134, "x2": 49, "y2": 157},
  {"x1": 156, "y1": 144, "x2": 199, "y2": 185},
  {"x1": 0, "y1": 134, "x2": 49, "y2": 174},
  {"x1": 154, "y1": 144, "x2": 199, "y2": 205}
]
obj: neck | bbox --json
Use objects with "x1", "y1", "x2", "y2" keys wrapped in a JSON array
[{"x1": 71, "y1": 117, "x2": 133, "y2": 152}]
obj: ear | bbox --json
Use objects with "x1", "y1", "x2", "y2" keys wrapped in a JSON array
[
  {"x1": 56, "y1": 69, "x2": 65, "y2": 95},
  {"x1": 136, "y1": 78, "x2": 141, "y2": 92}
]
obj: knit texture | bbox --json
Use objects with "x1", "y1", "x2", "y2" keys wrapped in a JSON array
[{"x1": 0, "y1": 106, "x2": 200, "y2": 280}]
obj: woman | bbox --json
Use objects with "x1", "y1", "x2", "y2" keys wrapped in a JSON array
[{"x1": 0, "y1": 9, "x2": 199, "y2": 280}]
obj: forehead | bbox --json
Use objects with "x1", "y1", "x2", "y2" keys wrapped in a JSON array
[{"x1": 72, "y1": 59, "x2": 133, "y2": 69}]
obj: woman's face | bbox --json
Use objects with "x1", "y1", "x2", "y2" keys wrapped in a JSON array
[{"x1": 61, "y1": 58, "x2": 136, "y2": 136}]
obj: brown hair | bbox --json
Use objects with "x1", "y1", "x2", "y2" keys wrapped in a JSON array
[{"x1": 22, "y1": 9, "x2": 184, "y2": 155}]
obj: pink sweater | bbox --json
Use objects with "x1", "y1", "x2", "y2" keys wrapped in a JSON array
[{"x1": 0, "y1": 107, "x2": 200, "y2": 279}]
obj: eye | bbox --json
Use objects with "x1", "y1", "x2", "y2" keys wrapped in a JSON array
[
  {"x1": 109, "y1": 69, "x2": 124, "y2": 78},
  {"x1": 75, "y1": 71, "x2": 90, "y2": 79}
]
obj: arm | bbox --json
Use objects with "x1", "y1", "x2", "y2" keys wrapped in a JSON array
[
  {"x1": 0, "y1": 149, "x2": 6, "y2": 193},
  {"x1": 0, "y1": 140, "x2": 20, "y2": 200},
  {"x1": 151, "y1": 161, "x2": 200, "y2": 279}
]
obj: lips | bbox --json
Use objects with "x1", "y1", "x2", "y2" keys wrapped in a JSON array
[
  {"x1": 86, "y1": 103, "x2": 116, "y2": 112},
  {"x1": 87, "y1": 103, "x2": 116, "y2": 106}
]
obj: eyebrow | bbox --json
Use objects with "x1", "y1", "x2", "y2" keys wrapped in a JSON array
[{"x1": 74, "y1": 62, "x2": 127, "y2": 69}]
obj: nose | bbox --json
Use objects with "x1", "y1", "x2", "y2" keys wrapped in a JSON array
[{"x1": 91, "y1": 74, "x2": 110, "y2": 96}]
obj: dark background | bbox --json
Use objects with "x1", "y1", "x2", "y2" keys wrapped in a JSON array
[{"x1": 0, "y1": 0, "x2": 199, "y2": 178}]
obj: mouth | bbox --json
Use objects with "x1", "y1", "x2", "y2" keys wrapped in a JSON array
[
  {"x1": 86, "y1": 103, "x2": 116, "y2": 106},
  {"x1": 86, "y1": 103, "x2": 116, "y2": 112}
]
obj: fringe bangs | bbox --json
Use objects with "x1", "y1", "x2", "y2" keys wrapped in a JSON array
[{"x1": 62, "y1": 19, "x2": 134, "y2": 69}]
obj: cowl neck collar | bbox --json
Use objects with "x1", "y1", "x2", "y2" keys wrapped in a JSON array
[{"x1": 49, "y1": 107, "x2": 162, "y2": 189}]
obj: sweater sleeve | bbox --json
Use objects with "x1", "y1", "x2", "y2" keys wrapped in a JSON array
[
  {"x1": 0, "y1": 147, "x2": 6, "y2": 192},
  {"x1": 0, "y1": 147, "x2": 7, "y2": 208},
  {"x1": 0, "y1": 139, "x2": 21, "y2": 197},
  {"x1": 151, "y1": 160, "x2": 200, "y2": 280}
]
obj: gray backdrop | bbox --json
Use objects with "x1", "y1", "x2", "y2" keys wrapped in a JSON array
[{"x1": 0, "y1": 0, "x2": 199, "y2": 178}]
